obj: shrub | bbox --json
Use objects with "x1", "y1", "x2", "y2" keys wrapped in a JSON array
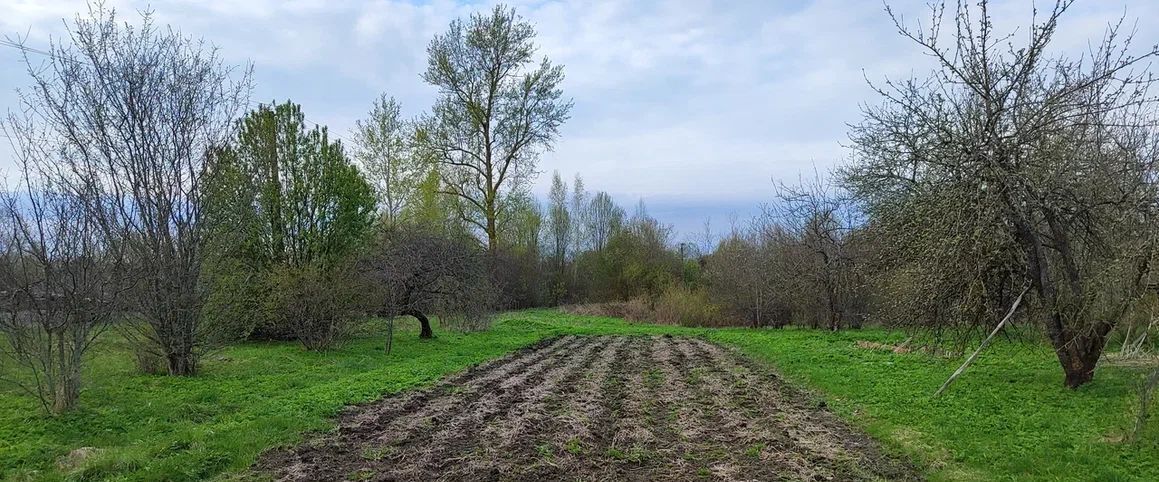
[
  {"x1": 441, "y1": 312, "x2": 493, "y2": 333},
  {"x1": 561, "y1": 298, "x2": 652, "y2": 322},
  {"x1": 267, "y1": 265, "x2": 365, "y2": 351},
  {"x1": 653, "y1": 286, "x2": 726, "y2": 327}
]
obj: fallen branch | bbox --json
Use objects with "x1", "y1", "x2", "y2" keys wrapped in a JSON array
[{"x1": 933, "y1": 287, "x2": 1028, "y2": 398}]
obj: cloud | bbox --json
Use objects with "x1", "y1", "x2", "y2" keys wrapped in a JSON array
[{"x1": 1, "y1": 0, "x2": 1157, "y2": 236}]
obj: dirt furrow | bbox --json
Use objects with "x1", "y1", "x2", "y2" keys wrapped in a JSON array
[
  {"x1": 688, "y1": 338, "x2": 917, "y2": 481},
  {"x1": 382, "y1": 336, "x2": 602, "y2": 480},
  {"x1": 647, "y1": 335, "x2": 718, "y2": 479},
  {"x1": 363, "y1": 334, "x2": 585, "y2": 446},
  {"x1": 445, "y1": 335, "x2": 606, "y2": 479},
  {"x1": 262, "y1": 335, "x2": 584, "y2": 481},
  {"x1": 543, "y1": 335, "x2": 629, "y2": 470},
  {"x1": 346, "y1": 335, "x2": 580, "y2": 436},
  {"x1": 254, "y1": 335, "x2": 919, "y2": 482},
  {"x1": 683, "y1": 337, "x2": 828, "y2": 480}
]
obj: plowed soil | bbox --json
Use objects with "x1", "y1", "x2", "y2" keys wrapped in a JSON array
[{"x1": 256, "y1": 335, "x2": 919, "y2": 481}]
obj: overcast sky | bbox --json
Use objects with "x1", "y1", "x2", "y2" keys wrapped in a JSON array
[{"x1": 2, "y1": 0, "x2": 1157, "y2": 238}]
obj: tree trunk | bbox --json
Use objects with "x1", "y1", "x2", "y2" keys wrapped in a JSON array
[
  {"x1": 1058, "y1": 347, "x2": 1100, "y2": 388},
  {"x1": 485, "y1": 197, "x2": 498, "y2": 255},
  {"x1": 52, "y1": 370, "x2": 80, "y2": 414},
  {"x1": 166, "y1": 350, "x2": 197, "y2": 376},
  {"x1": 384, "y1": 318, "x2": 395, "y2": 354},
  {"x1": 1009, "y1": 207, "x2": 1106, "y2": 389},
  {"x1": 404, "y1": 309, "x2": 434, "y2": 339},
  {"x1": 1053, "y1": 328, "x2": 1106, "y2": 389}
]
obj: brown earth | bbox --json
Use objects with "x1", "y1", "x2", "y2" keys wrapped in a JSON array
[{"x1": 255, "y1": 335, "x2": 919, "y2": 481}]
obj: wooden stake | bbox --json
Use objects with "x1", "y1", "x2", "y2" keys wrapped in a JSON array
[{"x1": 933, "y1": 287, "x2": 1028, "y2": 398}]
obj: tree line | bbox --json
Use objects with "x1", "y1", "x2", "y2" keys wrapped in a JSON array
[{"x1": 2, "y1": 0, "x2": 1158, "y2": 416}]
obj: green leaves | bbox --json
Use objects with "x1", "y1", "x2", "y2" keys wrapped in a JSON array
[{"x1": 213, "y1": 100, "x2": 376, "y2": 269}]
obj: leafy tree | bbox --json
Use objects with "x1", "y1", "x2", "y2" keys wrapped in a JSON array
[
  {"x1": 404, "y1": 169, "x2": 472, "y2": 237},
  {"x1": 547, "y1": 171, "x2": 571, "y2": 302},
  {"x1": 493, "y1": 193, "x2": 547, "y2": 308},
  {"x1": 209, "y1": 101, "x2": 376, "y2": 346},
  {"x1": 598, "y1": 203, "x2": 681, "y2": 301},
  {"x1": 418, "y1": 4, "x2": 572, "y2": 252},
  {"x1": 215, "y1": 101, "x2": 376, "y2": 269},
  {"x1": 586, "y1": 191, "x2": 624, "y2": 253},
  {"x1": 352, "y1": 95, "x2": 426, "y2": 226}
]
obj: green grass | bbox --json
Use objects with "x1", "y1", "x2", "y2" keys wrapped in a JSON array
[{"x1": 1, "y1": 310, "x2": 1156, "y2": 481}]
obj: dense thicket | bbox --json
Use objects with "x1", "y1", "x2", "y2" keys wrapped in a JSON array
[{"x1": 205, "y1": 100, "x2": 376, "y2": 347}]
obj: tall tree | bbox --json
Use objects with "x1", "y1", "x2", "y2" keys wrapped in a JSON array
[
  {"x1": 9, "y1": 4, "x2": 251, "y2": 375},
  {"x1": 587, "y1": 191, "x2": 624, "y2": 252},
  {"x1": 208, "y1": 101, "x2": 376, "y2": 347},
  {"x1": 418, "y1": 5, "x2": 572, "y2": 251},
  {"x1": 352, "y1": 95, "x2": 425, "y2": 226},
  {"x1": 547, "y1": 171, "x2": 571, "y2": 302},
  {"x1": 214, "y1": 101, "x2": 376, "y2": 270},
  {"x1": 570, "y1": 174, "x2": 589, "y2": 254},
  {"x1": 846, "y1": 0, "x2": 1159, "y2": 387}
]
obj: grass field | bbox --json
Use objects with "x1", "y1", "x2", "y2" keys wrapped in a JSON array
[{"x1": 1, "y1": 310, "x2": 1156, "y2": 481}]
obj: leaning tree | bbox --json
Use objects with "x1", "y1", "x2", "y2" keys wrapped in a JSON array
[
  {"x1": 846, "y1": 0, "x2": 1159, "y2": 387},
  {"x1": 360, "y1": 228, "x2": 493, "y2": 341}
]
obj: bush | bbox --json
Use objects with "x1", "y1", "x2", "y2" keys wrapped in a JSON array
[
  {"x1": 653, "y1": 286, "x2": 727, "y2": 327},
  {"x1": 441, "y1": 313, "x2": 494, "y2": 333},
  {"x1": 561, "y1": 298, "x2": 652, "y2": 322},
  {"x1": 267, "y1": 265, "x2": 365, "y2": 351}
]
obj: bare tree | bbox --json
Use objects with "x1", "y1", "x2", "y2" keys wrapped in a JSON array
[
  {"x1": 774, "y1": 174, "x2": 864, "y2": 330},
  {"x1": 360, "y1": 227, "x2": 494, "y2": 340},
  {"x1": 704, "y1": 226, "x2": 786, "y2": 328},
  {"x1": 0, "y1": 132, "x2": 128, "y2": 413},
  {"x1": 847, "y1": 0, "x2": 1159, "y2": 387},
  {"x1": 586, "y1": 191, "x2": 624, "y2": 253},
  {"x1": 9, "y1": 4, "x2": 251, "y2": 375},
  {"x1": 418, "y1": 5, "x2": 572, "y2": 252}
]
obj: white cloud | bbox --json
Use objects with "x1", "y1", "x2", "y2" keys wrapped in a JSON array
[{"x1": 1, "y1": 0, "x2": 1157, "y2": 235}]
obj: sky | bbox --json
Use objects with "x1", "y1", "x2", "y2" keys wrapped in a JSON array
[{"x1": 2, "y1": 0, "x2": 1157, "y2": 239}]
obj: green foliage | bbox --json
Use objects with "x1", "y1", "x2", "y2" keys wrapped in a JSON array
[
  {"x1": 418, "y1": 4, "x2": 571, "y2": 249},
  {"x1": 351, "y1": 95, "x2": 425, "y2": 226},
  {"x1": 213, "y1": 100, "x2": 376, "y2": 269},
  {"x1": 710, "y1": 329, "x2": 1159, "y2": 481},
  {"x1": 403, "y1": 169, "x2": 470, "y2": 237},
  {"x1": 593, "y1": 216, "x2": 680, "y2": 301},
  {"x1": 204, "y1": 101, "x2": 377, "y2": 344}
]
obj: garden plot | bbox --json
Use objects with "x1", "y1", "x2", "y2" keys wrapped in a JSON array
[{"x1": 257, "y1": 335, "x2": 917, "y2": 481}]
